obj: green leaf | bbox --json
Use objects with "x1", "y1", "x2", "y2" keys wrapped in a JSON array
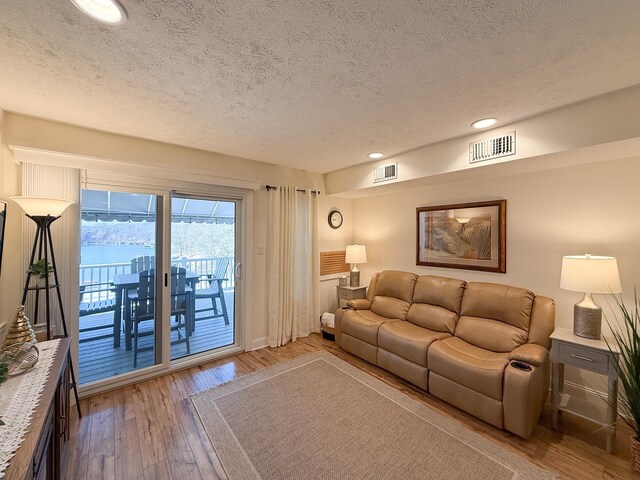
[{"x1": 604, "y1": 290, "x2": 640, "y2": 437}]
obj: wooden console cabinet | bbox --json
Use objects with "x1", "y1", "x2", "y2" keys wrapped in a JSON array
[{"x1": 4, "y1": 338, "x2": 71, "y2": 480}]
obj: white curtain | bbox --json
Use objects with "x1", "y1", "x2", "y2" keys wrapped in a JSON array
[{"x1": 267, "y1": 186, "x2": 318, "y2": 347}]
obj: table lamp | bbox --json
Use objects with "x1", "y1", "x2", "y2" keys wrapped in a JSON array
[
  {"x1": 560, "y1": 254, "x2": 622, "y2": 339},
  {"x1": 345, "y1": 244, "x2": 367, "y2": 287}
]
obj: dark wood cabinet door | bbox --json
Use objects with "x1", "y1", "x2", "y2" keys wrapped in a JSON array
[{"x1": 32, "y1": 405, "x2": 54, "y2": 480}]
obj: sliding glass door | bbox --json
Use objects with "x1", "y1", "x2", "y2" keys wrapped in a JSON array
[
  {"x1": 78, "y1": 189, "x2": 163, "y2": 384},
  {"x1": 170, "y1": 195, "x2": 237, "y2": 361},
  {"x1": 77, "y1": 186, "x2": 243, "y2": 387}
]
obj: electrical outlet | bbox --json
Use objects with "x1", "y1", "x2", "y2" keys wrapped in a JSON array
[{"x1": 257, "y1": 245, "x2": 265, "y2": 255}]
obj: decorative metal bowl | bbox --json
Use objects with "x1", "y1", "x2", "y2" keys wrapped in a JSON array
[{"x1": 0, "y1": 342, "x2": 39, "y2": 376}]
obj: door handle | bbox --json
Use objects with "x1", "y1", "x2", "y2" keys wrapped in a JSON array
[{"x1": 235, "y1": 263, "x2": 242, "y2": 279}]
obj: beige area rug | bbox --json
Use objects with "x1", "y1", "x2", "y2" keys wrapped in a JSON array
[{"x1": 192, "y1": 351, "x2": 557, "y2": 480}]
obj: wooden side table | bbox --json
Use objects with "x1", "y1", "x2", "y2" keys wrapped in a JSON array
[
  {"x1": 336, "y1": 285, "x2": 367, "y2": 308},
  {"x1": 550, "y1": 327, "x2": 619, "y2": 453}
]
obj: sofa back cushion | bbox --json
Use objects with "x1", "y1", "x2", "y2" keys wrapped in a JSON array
[
  {"x1": 370, "y1": 270, "x2": 417, "y2": 320},
  {"x1": 407, "y1": 275, "x2": 466, "y2": 333},
  {"x1": 455, "y1": 282, "x2": 534, "y2": 352}
]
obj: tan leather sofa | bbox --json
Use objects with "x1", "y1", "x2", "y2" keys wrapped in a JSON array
[{"x1": 335, "y1": 270, "x2": 555, "y2": 439}]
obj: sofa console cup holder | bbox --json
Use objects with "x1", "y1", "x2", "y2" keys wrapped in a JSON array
[{"x1": 510, "y1": 361, "x2": 532, "y2": 372}]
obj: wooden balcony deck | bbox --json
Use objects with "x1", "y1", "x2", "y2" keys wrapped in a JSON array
[{"x1": 78, "y1": 291, "x2": 235, "y2": 385}]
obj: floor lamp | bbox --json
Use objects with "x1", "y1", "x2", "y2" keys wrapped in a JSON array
[{"x1": 12, "y1": 196, "x2": 82, "y2": 418}]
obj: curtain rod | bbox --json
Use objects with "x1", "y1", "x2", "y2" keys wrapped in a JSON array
[{"x1": 265, "y1": 185, "x2": 321, "y2": 195}]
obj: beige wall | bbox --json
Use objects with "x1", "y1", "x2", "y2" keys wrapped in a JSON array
[
  {"x1": 326, "y1": 85, "x2": 640, "y2": 197},
  {"x1": 0, "y1": 113, "x2": 319, "y2": 350},
  {"x1": 0, "y1": 110, "x2": 23, "y2": 331},
  {"x1": 317, "y1": 196, "x2": 354, "y2": 316},
  {"x1": 0, "y1": 108, "x2": 3, "y2": 325},
  {"x1": 351, "y1": 156, "x2": 640, "y2": 399}
]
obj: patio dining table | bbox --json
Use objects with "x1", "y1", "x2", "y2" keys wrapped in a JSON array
[{"x1": 112, "y1": 271, "x2": 201, "y2": 350}]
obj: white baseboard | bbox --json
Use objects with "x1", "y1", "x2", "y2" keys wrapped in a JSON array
[{"x1": 250, "y1": 336, "x2": 268, "y2": 351}]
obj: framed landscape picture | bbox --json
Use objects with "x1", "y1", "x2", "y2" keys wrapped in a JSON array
[{"x1": 416, "y1": 199, "x2": 506, "y2": 273}]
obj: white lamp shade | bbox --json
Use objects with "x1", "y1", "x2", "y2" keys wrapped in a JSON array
[
  {"x1": 11, "y1": 197, "x2": 74, "y2": 216},
  {"x1": 560, "y1": 255, "x2": 622, "y2": 294},
  {"x1": 345, "y1": 244, "x2": 367, "y2": 264}
]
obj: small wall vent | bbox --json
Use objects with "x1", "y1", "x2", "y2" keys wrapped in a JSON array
[
  {"x1": 373, "y1": 162, "x2": 398, "y2": 183},
  {"x1": 469, "y1": 131, "x2": 516, "y2": 164}
]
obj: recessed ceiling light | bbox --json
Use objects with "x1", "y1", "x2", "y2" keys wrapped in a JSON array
[
  {"x1": 368, "y1": 152, "x2": 384, "y2": 159},
  {"x1": 471, "y1": 118, "x2": 498, "y2": 129},
  {"x1": 71, "y1": 0, "x2": 127, "y2": 25}
]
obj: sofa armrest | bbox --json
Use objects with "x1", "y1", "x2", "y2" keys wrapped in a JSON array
[
  {"x1": 334, "y1": 307, "x2": 352, "y2": 347},
  {"x1": 346, "y1": 299, "x2": 371, "y2": 310},
  {"x1": 509, "y1": 344, "x2": 549, "y2": 367}
]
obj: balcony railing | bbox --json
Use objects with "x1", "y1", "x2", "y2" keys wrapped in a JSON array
[{"x1": 79, "y1": 256, "x2": 234, "y2": 305}]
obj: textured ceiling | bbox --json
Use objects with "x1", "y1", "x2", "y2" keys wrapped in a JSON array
[{"x1": 1, "y1": 1, "x2": 640, "y2": 173}]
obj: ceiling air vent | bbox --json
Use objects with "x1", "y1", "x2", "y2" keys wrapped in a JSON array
[
  {"x1": 469, "y1": 131, "x2": 516, "y2": 164},
  {"x1": 373, "y1": 162, "x2": 398, "y2": 183}
]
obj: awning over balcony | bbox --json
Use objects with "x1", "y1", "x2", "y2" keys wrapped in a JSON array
[{"x1": 81, "y1": 191, "x2": 235, "y2": 224}]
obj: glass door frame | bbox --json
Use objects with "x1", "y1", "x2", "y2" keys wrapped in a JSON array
[
  {"x1": 168, "y1": 191, "x2": 245, "y2": 368},
  {"x1": 77, "y1": 183, "x2": 171, "y2": 394},
  {"x1": 77, "y1": 182, "x2": 248, "y2": 397}
]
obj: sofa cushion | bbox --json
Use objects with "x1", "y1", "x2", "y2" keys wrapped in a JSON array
[
  {"x1": 341, "y1": 309, "x2": 401, "y2": 346},
  {"x1": 378, "y1": 321, "x2": 450, "y2": 367},
  {"x1": 369, "y1": 271, "x2": 417, "y2": 320},
  {"x1": 413, "y1": 275, "x2": 466, "y2": 313},
  {"x1": 371, "y1": 296, "x2": 411, "y2": 320},
  {"x1": 455, "y1": 316, "x2": 528, "y2": 353},
  {"x1": 407, "y1": 275, "x2": 466, "y2": 333},
  {"x1": 407, "y1": 303, "x2": 456, "y2": 333},
  {"x1": 373, "y1": 270, "x2": 418, "y2": 303},
  {"x1": 460, "y1": 282, "x2": 534, "y2": 331},
  {"x1": 427, "y1": 337, "x2": 510, "y2": 400},
  {"x1": 456, "y1": 282, "x2": 534, "y2": 351}
]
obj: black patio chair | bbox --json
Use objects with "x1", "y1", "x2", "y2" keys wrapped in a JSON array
[
  {"x1": 130, "y1": 267, "x2": 191, "y2": 367},
  {"x1": 130, "y1": 255, "x2": 154, "y2": 273},
  {"x1": 193, "y1": 257, "x2": 230, "y2": 329}
]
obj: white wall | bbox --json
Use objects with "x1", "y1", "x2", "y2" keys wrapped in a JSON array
[{"x1": 352, "y1": 156, "x2": 640, "y2": 402}]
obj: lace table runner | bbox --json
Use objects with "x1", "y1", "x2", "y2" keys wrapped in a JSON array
[{"x1": 0, "y1": 339, "x2": 60, "y2": 478}]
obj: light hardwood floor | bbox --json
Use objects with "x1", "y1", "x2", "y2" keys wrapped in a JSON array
[{"x1": 64, "y1": 333, "x2": 639, "y2": 480}]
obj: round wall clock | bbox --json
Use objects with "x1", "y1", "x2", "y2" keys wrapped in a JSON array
[{"x1": 328, "y1": 210, "x2": 343, "y2": 229}]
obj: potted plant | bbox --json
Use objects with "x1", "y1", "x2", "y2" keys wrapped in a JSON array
[
  {"x1": 27, "y1": 259, "x2": 54, "y2": 288},
  {"x1": 605, "y1": 292, "x2": 640, "y2": 472}
]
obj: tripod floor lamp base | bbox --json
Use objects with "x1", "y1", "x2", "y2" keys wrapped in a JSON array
[{"x1": 13, "y1": 197, "x2": 81, "y2": 418}]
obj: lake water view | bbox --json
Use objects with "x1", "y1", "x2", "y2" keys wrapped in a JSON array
[{"x1": 81, "y1": 244, "x2": 153, "y2": 266}]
